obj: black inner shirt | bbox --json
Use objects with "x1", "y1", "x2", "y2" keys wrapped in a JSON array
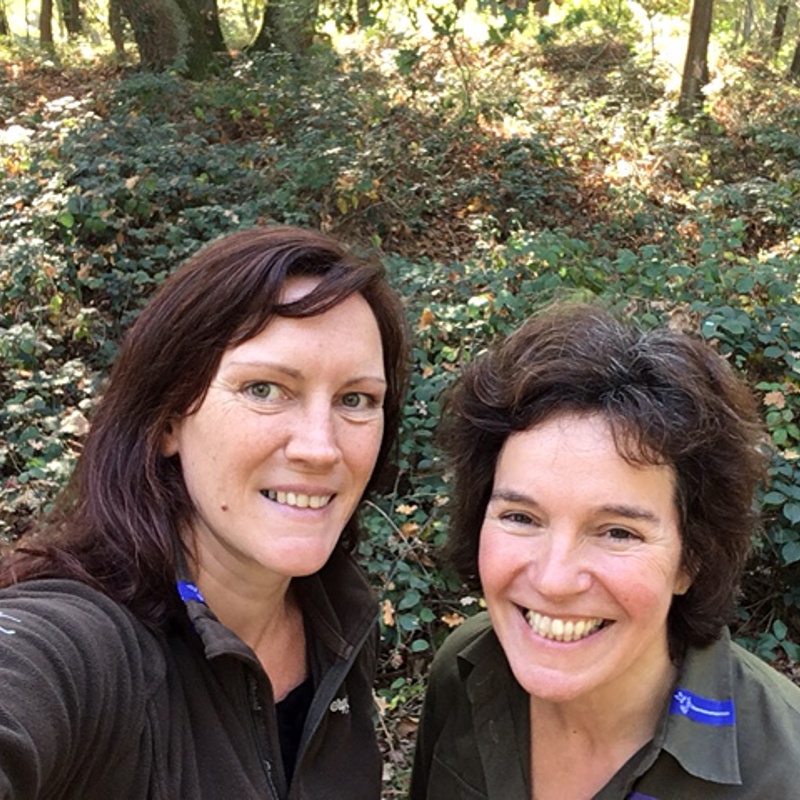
[{"x1": 275, "y1": 677, "x2": 314, "y2": 784}]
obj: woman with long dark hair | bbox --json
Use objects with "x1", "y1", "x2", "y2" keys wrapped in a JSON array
[{"x1": 0, "y1": 226, "x2": 409, "y2": 800}]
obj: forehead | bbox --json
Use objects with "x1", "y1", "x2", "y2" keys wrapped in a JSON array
[
  {"x1": 220, "y1": 286, "x2": 383, "y2": 367},
  {"x1": 280, "y1": 275, "x2": 322, "y2": 303},
  {"x1": 497, "y1": 413, "x2": 676, "y2": 498}
]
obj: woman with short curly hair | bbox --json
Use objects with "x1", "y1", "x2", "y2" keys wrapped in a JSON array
[{"x1": 411, "y1": 304, "x2": 800, "y2": 800}]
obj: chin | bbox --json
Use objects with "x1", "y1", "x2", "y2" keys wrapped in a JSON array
[{"x1": 510, "y1": 663, "x2": 596, "y2": 704}]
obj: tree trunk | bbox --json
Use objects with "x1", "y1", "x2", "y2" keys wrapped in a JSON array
[
  {"x1": 60, "y1": 0, "x2": 81, "y2": 35},
  {"x1": 117, "y1": 0, "x2": 218, "y2": 78},
  {"x1": 0, "y1": 0, "x2": 10, "y2": 36},
  {"x1": 789, "y1": 36, "x2": 800, "y2": 78},
  {"x1": 109, "y1": 0, "x2": 126, "y2": 55},
  {"x1": 40, "y1": 0, "x2": 54, "y2": 48},
  {"x1": 117, "y1": 0, "x2": 183, "y2": 69},
  {"x1": 173, "y1": 0, "x2": 220, "y2": 75},
  {"x1": 356, "y1": 0, "x2": 371, "y2": 27},
  {"x1": 533, "y1": 0, "x2": 550, "y2": 16},
  {"x1": 249, "y1": 0, "x2": 320, "y2": 54},
  {"x1": 678, "y1": 0, "x2": 714, "y2": 117},
  {"x1": 741, "y1": 0, "x2": 753, "y2": 46},
  {"x1": 771, "y1": 3, "x2": 789, "y2": 54},
  {"x1": 195, "y1": 0, "x2": 226, "y2": 51}
]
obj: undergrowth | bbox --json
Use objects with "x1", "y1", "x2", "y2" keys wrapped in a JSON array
[{"x1": 2, "y1": 18, "x2": 800, "y2": 795}]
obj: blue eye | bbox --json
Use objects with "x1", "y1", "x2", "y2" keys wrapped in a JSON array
[
  {"x1": 341, "y1": 392, "x2": 373, "y2": 409},
  {"x1": 246, "y1": 382, "x2": 280, "y2": 401}
]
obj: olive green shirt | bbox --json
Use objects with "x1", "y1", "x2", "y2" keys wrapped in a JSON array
[{"x1": 410, "y1": 612, "x2": 800, "y2": 800}]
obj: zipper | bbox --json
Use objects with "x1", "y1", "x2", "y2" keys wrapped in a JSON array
[
  {"x1": 247, "y1": 670, "x2": 283, "y2": 800},
  {"x1": 293, "y1": 610, "x2": 377, "y2": 784}
]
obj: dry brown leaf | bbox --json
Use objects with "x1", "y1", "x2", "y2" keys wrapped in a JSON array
[
  {"x1": 764, "y1": 390, "x2": 786, "y2": 409},
  {"x1": 418, "y1": 307, "x2": 436, "y2": 330},
  {"x1": 382, "y1": 599, "x2": 395, "y2": 627}
]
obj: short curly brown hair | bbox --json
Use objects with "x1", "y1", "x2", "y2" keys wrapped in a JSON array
[{"x1": 441, "y1": 303, "x2": 768, "y2": 659}]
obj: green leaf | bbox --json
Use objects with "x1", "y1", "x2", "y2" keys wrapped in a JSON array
[
  {"x1": 781, "y1": 641, "x2": 800, "y2": 661},
  {"x1": 782, "y1": 503, "x2": 800, "y2": 524},
  {"x1": 763, "y1": 491, "x2": 788, "y2": 506},
  {"x1": 57, "y1": 211, "x2": 75, "y2": 229},
  {"x1": 396, "y1": 614, "x2": 420, "y2": 632},
  {"x1": 399, "y1": 589, "x2": 421, "y2": 610},
  {"x1": 781, "y1": 540, "x2": 800, "y2": 564}
]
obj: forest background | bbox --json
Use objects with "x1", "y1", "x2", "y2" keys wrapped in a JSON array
[{"x1": 2, "y1": 0, "x2": 800, "y2": 794}]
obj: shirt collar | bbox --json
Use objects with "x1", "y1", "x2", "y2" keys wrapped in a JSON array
[
  {"x1": 454, "y1": 617, "x2": 743, "y2": 793},
  {"x1": 656, "y1": 628, "x2": 742, "y2": 785},
  {"x1": 173, "y1": 546, "x2": 376, "y2": 665},
  {"x1": 456, "y1": 619, "x2": 531, "y2": 799}
]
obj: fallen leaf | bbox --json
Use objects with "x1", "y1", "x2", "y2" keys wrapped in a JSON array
[
  {"x1": 382, "y1": 598, "x2": 395, "y2": 627},
  {"x1": 764, "y1": 390, "x2": 786, "y2": 409}
]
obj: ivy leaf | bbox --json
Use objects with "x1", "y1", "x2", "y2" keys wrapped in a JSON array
[{"x1": 57, "y1": 211, "x2": 75, "y2": 228}]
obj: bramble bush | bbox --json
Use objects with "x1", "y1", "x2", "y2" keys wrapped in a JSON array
[{"x1": 2, "y1": 19, "x2": 800, "y2": 794}]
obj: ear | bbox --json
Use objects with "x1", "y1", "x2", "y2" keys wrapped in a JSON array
[
  {"x1": 673, "y1": 566, "x2": 693, "y2": 597},
  {"x1": 160, "y1": 419, "x2": 181, "y2": 457}
]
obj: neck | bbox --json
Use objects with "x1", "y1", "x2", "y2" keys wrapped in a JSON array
[
  {"x1": 193, "y1": 557, "x2": 308, "y2": 700},
  {"x1": 532, "y1": 661, "x2": 675, "y2": 746},
  {"x1": 529, "y1": 659, "x2": 677, "y2": 800}
]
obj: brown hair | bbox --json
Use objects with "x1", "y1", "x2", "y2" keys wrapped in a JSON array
[
  {"x1": 442, "y1": 304, "x2": 768, "y2": 658},
  {"x1": 1, "y1": 226, "x2": 410, "y2": 627}
]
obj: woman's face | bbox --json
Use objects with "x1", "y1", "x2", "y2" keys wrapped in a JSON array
[
  {"x1": 478, "y1": 412, "x2": 691, "y2": 707},
  {"x1": 162, "y1": 278, "x2": 386, "y2": 590}
]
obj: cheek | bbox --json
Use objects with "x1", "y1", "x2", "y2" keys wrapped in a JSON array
[
  {"x1": 478, "y1": 528, "x2": 516, "y2": 594},
  {"x1": 347, "y1": 423, "x2": 384, "y2": 473},
  {"x1": 609, "y1": 573, "x2": 675, "y2": 622}
]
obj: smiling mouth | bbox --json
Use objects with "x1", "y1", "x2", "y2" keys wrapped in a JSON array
[
  {"x1": 525, "y1": 610, "x2": 608, "y2": 642},
  {"x1": 262, "y1": 490, "x2": 333, "y2": 509}
]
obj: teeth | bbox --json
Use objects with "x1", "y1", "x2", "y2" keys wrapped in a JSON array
[
  {"x1": 526, "y1": 611, "x2": 604, "y2": 642},
  {"x1": 265, "y1": 490, "x2": 332, "y2": 509}
]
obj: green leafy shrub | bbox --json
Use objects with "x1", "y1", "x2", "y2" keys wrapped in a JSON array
[{"x1": 3, "y1": 31, "x2": 800, "y2": 796}]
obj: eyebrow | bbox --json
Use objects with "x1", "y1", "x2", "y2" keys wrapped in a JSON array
[
  {"x1": 224, "y1": 360, "x2": 387, "y2": 385},
  {"x1": 488, "y1": 489, "x2": 661, "y2": 523}
]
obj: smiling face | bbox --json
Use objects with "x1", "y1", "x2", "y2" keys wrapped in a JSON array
[
  {"x1": 162, "y1": 278, "x2": 386, "y2": 591},
  {"x1": 478, "y1": 412, "x2": 692, "y2": 707}
]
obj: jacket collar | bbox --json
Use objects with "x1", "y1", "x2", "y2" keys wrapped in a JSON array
[
  {"x1": 174, "y1": 547, "x2": 377, "y2": 667},
  {"x1": 453, "y1": 619, "x2": 742, "y2": 794},
  {"x1": 655, "y1": 627, "x2": 742, "y2": 785},
  {"x1": 457, "y1": 623, "x2": 531, "y2": 798}
]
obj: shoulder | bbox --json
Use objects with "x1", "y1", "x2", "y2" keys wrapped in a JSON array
[
  {"x1": 1, "y1": 578, "x2": 149, "y2": 638},
  {"x1": 0, "y1": 580, "x2": 168, "y2": 797},
  {"x1": 723, "y1": 638, "x2": 800, "y2": 786},
  {"x1": 435, "y1": 611, "x2": 495, "y2": 660},
  {"x1": 728, "y1": 639, "x2": 800, "y2": 728},
  {"x1": 0, "y1": 578, "x2": 165, "y2": 687},
  {"x1": 427, "y1": 611, "x2": 496, "y2": 691}
]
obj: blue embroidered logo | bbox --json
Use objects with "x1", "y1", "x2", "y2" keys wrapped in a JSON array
[
  {"x1": 669, "y1": 688, "x2": 735, "y2": 726},
  {"x1": 626, "y1": 793, "x2": 658, "y2": 800},
  {"x1": 177, "y1": 581, "x2": 206, "y2": 604}
]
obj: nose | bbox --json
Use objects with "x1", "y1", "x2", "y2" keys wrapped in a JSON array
[
  {"x1": 531, "y1": 532, "x2": 592, "y2": 598},
  {"x1": 283, "y1": 400, "x2": 342, "y2": 468}
]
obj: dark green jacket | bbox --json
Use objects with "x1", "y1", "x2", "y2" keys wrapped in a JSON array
[
  {"x1": 410, "y1": 611, "x2": 800, "y2": 800},
  {"x1": 0, "y1": 547, "x2": 381, "y2": 800}
]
